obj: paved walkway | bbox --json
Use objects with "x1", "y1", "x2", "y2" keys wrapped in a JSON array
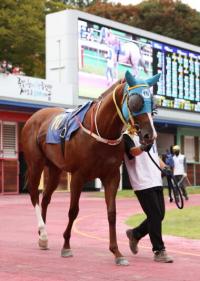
[{"x1": 0, "y1": 192, "x2": 200, "y2": 281}]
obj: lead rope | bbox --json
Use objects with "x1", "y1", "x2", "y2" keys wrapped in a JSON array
[{"x1": 147, "y1": 151, "x2": 184, "y2": 209}]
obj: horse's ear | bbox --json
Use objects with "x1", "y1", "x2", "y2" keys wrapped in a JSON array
[
  {"x1": 145, "y1": 73, "x2": 161, "y2": 87},
  {"x1": 125, "y1": 70, "x2": 137, "y2": 86}
]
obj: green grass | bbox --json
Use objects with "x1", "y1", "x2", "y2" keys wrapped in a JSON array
[
  {"x1": 126, "y1": 205, "x2": 200, "y2": 239},
  {"x1": 89, "y1": 186, "x2": 200, "y2": 198},
  {"x1": 88, "y1": 187, "x2": 200, "y2": 239},
  {"x1": 89, "y1": 189, "x2": 135, "y2": 198},
  {"x1": 185, "y1": 186, "x2": 200, "y2": 194}
]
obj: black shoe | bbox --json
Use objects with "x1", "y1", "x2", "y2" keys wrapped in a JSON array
[
  {"x1": 126, "y1": 229, "x2": 139, "y2": 254},
  {"x1": 154, "y1": 250, "x2": 173, "y2": 263}
]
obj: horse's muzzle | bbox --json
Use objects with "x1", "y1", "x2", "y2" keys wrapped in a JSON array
[{"x1": 139, "y1": 131, "x2": 157, "y2": 145}]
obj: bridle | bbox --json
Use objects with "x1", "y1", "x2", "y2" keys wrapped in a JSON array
[
  {"x1": 79, "y1": 82, "x2": 145, "y2": 145},
  {"x1": 112, "y1": 83, "x2": 149, "y2": 132},
  {"x1": 112, "y1": 84, "x2": 134, "y2": 129}
]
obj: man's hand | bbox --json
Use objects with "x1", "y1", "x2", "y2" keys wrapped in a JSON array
[
  {"x1": 163, "y1": 166, "x2": 173, "y2": 176},
  {"x1": 140, "y1": 143, "x2": 153, "y2": 152}
]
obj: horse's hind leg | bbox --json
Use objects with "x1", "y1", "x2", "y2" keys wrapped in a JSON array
[
  {"x1": 24, "y1": 141, "x2": 48, "y2": 249},
  {"x1": 61, "y1": 173, "x2": 83, "y2": 257},
  {"x1": 41, "y1": 163, "x2": 62, "y2": 224},
  {"x1": 26, "y1": 162, "x2": 50, "y2": 249},
  {"x1": 37, "y1": 163, "x2": 62, "y2": 249}
]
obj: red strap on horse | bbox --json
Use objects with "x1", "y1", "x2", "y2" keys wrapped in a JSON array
[
  {"x1": 75, "y1": 104, "x2": 95, "y2": 136},
  {"x1": 89, "y1": 104, "x2": 95, "y2": 135}
]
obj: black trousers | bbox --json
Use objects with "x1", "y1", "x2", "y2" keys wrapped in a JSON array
[
  {"x1": 174, "y1": 175, "x2": 188, "y2": 198},
  {"x1": 133, "y1": 186, "x2": 165, "y2": 252}
]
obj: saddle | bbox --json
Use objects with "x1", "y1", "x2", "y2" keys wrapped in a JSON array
[{"x1": 46, "y1": 101, "x2": 93, "y2": 144}]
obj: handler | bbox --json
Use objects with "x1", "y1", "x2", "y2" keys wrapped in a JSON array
[
  {"x1": 123, "y1": 129, "x2": 173, "y2": 263},
  {"x1": 172, "y1": 145, "x2": 189, "y2": 200}
]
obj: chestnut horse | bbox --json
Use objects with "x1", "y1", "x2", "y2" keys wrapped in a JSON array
[{"x1": 22, "y1": 70, "x2": 160, "y2": 266}]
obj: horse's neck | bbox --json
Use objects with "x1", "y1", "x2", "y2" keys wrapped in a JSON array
[{"x1": 96, "y1": 84, "x2": 124, "y2": 139}]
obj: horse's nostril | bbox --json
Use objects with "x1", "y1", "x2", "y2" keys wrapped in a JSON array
[{"x1": 144, "y1": 134, "x2": 150, "y2": 139}]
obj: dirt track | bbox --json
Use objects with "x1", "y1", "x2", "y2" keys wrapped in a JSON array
[{"x1": 0, "y1": 192, "x2": 200, "y2": 281}]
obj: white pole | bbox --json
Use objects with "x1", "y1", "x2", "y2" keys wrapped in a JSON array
[{"x1": 57, "y1": 39, "x2": 61, "y2": 82}]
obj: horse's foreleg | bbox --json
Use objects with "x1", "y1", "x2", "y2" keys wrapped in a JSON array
[
  {"x1": 102, "y1": 171, "x2": 129, "y2": 266},
  {"x1": 61, "y1": 173, "x2": 83, "y2": 258}
]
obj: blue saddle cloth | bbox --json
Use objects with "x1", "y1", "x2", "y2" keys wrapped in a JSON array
[{"x1": 46, "y1": 101, "x2": 93, "y2": 144}]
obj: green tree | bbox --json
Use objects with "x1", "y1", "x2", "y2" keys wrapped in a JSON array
[
  {"x1": 1, "y1": 0, "x2": 200, "y2": 78},
  {"x1": 130, "y1": 0, "x2": 200, "y2": 46},
  {"x1": 62, "y1": 0, "x2": 107, "y2": 8},
  {"x1": 0, "y1": 0, "x2": 68, "y2": 77},
  {"x1": 86, "y1": 0, "x2": 200, "y2": 46}
]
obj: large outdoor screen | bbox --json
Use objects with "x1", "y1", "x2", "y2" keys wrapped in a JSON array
[{"x1": 78, "y1": 19, "x2": 200, "y2": 113}]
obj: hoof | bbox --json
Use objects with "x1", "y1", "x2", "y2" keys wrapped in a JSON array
[
  {"x1": 38, "y1": 238, "x2": 48, "y2": 250},
  {"x1": 115, "y1": 257, "x2": 129, "y2": 266},
  {"x1": 61, "y1": 248, "x2": 73, "y2": 258}
]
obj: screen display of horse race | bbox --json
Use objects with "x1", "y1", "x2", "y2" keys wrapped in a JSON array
[{"x1": 78, "y1": 19, "x2": 200, "y2": 113}]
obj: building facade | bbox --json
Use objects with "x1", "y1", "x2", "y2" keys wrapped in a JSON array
[{"x1": 0, "y1": 74, "x2": 73, "y2": 194}]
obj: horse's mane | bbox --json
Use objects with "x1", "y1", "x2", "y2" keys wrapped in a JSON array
[{"x1": 97, "y1": 80, "x2": 122, "y2": 101}]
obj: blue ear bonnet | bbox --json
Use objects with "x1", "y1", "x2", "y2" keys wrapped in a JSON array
[{"x1": 122, "y1": 71, "x2": 161, "y2": 119}]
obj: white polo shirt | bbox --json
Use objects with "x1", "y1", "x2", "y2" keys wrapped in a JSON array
[
  {"x1": 124, "y1": 134, "x2": 162, "y2": 191},
  {"x1": 173, "y1": 154, "x2": 186, "y2": 176}
]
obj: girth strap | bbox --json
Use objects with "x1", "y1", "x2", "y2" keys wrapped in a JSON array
[{"x1": 60, "y1": 127, "x2": 67, "y2": 156}]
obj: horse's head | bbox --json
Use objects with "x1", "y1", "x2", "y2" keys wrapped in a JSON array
[{"x1": 122, "y1": 70, "x2": 161, "y2": 144}]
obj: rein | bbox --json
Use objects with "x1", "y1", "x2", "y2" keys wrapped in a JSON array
[
  {"x1": 112, "y1": 84, "x2": 128, "y2": 127},
  {"x1": 112, "y1": 84, "x2": 136, "y2": 131}
]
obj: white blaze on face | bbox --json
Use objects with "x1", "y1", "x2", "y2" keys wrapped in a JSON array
[
  {"x1": 147, "y1": 113, "x2": 157, "y2": 139},
  {"x1": 35, "y1": 204, "x2": 48, "y2": 241}
]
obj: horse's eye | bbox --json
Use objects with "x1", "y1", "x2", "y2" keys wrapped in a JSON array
[{"x1": 128, "y1": 94, "x2": 144, "y2": 113}]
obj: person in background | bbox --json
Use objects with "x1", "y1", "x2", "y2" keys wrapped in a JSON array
[
  {"x1": 7, "y1": 62, "x2": 13, "y2": 73},
  {"x1": 172, "y1": 145, "x2": 188, "y2": 200},
  {"x1": 0, "y1": 60, "x2": 8, "y2": 73},
  {"x1": 165, "y1": 146, "x2": 174, "y2": 170},
  {"x1": 162, "y1": 147, "x2": 175, "y2": 202},
  {"x1": 105, "y1": 44, "x2": 115, "y2": 86},
  {"x1": 12, "y1": 65, "x2": 20, "y2": 74},
  {"x1": 123, "y1": 130, "x2": 173, "y2": 263}
]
